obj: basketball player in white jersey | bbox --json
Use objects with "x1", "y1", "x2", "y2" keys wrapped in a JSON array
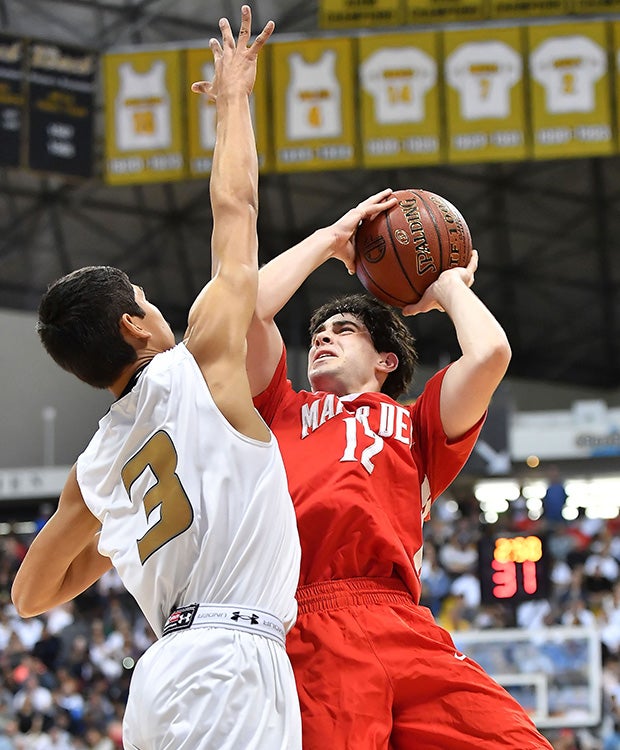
[{"x1": 11, "y1": 7, "x2": 302, "y2": 749}]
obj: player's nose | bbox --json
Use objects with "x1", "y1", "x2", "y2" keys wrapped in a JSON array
[{"x1": 313, "y1": 330, "x2": 333, "y2": 347}]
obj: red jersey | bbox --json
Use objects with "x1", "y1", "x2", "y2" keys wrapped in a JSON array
[{"x1": 254, "y1": 349, "x2": 484, "y2": 602}]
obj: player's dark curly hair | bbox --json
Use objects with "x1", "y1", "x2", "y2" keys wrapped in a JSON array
[
  {"x1": 309, "y1": 293, "x2": 418, "y2": 400},
  {"x1": 37, "y1": 266, "x2": 145, "y2": 389}
]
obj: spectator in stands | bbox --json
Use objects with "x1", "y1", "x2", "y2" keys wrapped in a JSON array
[{"x1": 542, "y1": 465, "x2": 568, "y2": 526}]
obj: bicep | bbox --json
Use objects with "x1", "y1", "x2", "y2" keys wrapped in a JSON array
[{"x1": 246, "y1": 316, "x2": 284, "y2": 397}]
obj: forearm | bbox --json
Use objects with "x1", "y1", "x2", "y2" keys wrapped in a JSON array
[
  {"x1": 436, "y1": 275, "x2": 510, "y2": 366},
  {"x1": 436, "y1": 275, "x2": 511, "y2": 438},
  {"x1": 12, "y1": 532, "x2": 111, "y2": 617},
  {"x1": 211, "y1": 92, "x2": 258, "y2": 219},
  {"x1": 257, "y1": 227, "x2": 337, "y2": 320}
]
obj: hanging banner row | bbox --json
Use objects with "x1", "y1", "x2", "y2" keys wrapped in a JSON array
[
  {"x1": 0, "y1": 36, "x2": 96, "y2": 178},
  {"x1": 318, "y1": 0, "x2": 620, "y2": 29},
  {"x1": 103, "y1": 19, "x2": 620, "y2": 185}
]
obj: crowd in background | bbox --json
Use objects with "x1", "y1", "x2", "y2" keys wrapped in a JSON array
[{"x1": 1, "y1": 483, "x2": 620, "y2": 749}]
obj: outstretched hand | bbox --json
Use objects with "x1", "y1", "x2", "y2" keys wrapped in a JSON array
[
  {"x1": 190, "y1": 5, "x2": 274, "y2": 101},
  {"x1": 327, "y1": 189, "x2": 397, "y2": 274},
  {"x1": 401, "y1": 248, "x2": 479, "y2": 316}
]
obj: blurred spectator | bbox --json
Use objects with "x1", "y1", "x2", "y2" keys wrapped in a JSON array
[
  {"x1": 438, "y1": 528, "x2": 478, "y2": 577},
  {"x1": 561, "y1": 597, "x2": 597, "y2": 628},
  {"x1": 542, "y1": 466, "x2": 568, "y2": 526},
  {"x1": 583, "y1": 540, "x2": 619, "y2": 602},
  {"x1": 419, "y1": 542, "x2": 451, "y2": 616}
]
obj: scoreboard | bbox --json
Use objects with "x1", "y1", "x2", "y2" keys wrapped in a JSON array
[{"x1": 478, "y1": 532, "x2": 551, "y2": 604}]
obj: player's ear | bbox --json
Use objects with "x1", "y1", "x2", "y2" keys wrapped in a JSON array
[
  {"x1": 378, "y1": 352, "x2": 398, "y2": 373},
  {"x1": 120, "y1": 313, "x2": 150, "y2": 344}
]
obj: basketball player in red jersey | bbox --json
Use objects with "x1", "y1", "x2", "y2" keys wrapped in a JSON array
[{"x1": 246, "y1": 190, "x2": 553, "y2": 749}]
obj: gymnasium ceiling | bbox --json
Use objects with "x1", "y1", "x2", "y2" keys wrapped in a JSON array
[{"x1": 2, "y1": 0, "x2": 620, "y2": 395}]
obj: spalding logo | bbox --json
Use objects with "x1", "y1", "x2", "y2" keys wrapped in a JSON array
[
  {"x1": 363, "y1": 236, "x2": 386, "y2": 263},
  {"x1": 394, "y1": 228, "x2": 409, "y2": 245}
]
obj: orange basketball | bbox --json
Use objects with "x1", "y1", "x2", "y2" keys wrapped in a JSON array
[{"x1": 355, "y1": 189, "x2": 473, "y2": 308}]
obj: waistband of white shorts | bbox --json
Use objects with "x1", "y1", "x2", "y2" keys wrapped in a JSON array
[{"x1": 162, "y1": 603, "x2": 285, "y2": 646}]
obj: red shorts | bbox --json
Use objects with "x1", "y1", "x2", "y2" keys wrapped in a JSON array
[{"x1": 288, "y1": 577, "x2": 553, "y2": 750}]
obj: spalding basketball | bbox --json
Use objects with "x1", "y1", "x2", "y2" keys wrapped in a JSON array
[{"x1": 355, "y1": 188, "x2": 473, "y2": 308}]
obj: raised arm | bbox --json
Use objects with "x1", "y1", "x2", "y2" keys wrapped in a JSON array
[
  {"x1": 403, "y1": 250, "x2": 511, "y2": 440},
  {"x1": 183, "y1": 6, "x2": 274, "y2": 439},
  {"x1": 11, "y1": 465, "x2": 112, "y2": 617},
  {"x1": 247, "y1": 189, "x2": 397, "y2": 396}
]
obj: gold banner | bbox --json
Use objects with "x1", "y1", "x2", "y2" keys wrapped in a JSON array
[
  {"x1": 185, "y1": 45, "x2": 271, "y2": 176},
  {"x1": 359, "y1": 31, "x2": 442, "y2": 167},
  {"x1": 271, "y1": 37, "x2": 358, "y2": 172},
  {"x1": 103, "y1": 48, "x2": 186, "y2": 185},
  {"x1": 444, "y1": 26, "x2": 528, "y2": 163},
  {"x1": 528, "y1": 21, "x2": 614, "y2": 159}
]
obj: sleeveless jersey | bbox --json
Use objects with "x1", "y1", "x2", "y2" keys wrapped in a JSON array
[
  {"x1": 286, "y1": 51, "x2": 342, "y2": 141},
  {"x1": 77, "y1": 344, "x2": 300, "y2": 638},
  {"x1": 254, "y1": 349, "x2": 483, "y2": 602},
  {"x1": 115, "y1": 60, "x2": 171, "y2": 152}
]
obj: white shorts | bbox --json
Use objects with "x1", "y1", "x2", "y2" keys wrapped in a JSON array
[{"x1": 122, "y1": 624, "x2": 301, "y2": 749}]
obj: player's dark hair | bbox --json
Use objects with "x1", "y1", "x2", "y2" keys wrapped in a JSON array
[
  {"x1": 309, "y1": 293, "x2": 418, "y2": 400},
  {"x1": 37, "y1": 266, "x2": 145, "y2": 389}
]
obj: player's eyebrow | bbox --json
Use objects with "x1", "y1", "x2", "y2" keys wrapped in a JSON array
[{"x1": 311, "y1": 317, "x2": 364, "y2": 337}]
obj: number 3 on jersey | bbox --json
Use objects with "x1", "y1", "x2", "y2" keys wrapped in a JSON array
[{"x1": 121, "y1": 430, "x2": 194, "y2": 564}]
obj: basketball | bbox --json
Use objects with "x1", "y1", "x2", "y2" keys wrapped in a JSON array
[{"x1": 355, "y1": 188, "x2": 473, "y2": 308}]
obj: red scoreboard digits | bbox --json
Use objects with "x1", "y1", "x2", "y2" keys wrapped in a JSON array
[{"x1": 478, "y1": 533, "x2": 550, "y2": 604}]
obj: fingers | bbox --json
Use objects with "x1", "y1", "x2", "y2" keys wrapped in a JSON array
[
  {"x1": 219, "y1": 16, "x2": 234, "y2": 49},
  {"x1": 237, "y1": 4, "x2": 251, "y2": 45},
  {"x1": 191, "y1": 80, "x2": 213, "y2": 95},
  {"x1": 468, "y1": 248, "x2": 479, "y2": 273},
  {"x1": 251, "y1": 20, "x2": 275, "y2": 53}
]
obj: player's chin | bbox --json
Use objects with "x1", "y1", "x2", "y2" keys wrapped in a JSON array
[{"x1": 308, "y1": 364, "x2": 336, "y2": 390}]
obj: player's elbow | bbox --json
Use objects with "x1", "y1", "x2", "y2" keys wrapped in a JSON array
[
  {"x1": 11, "y1": 581, "x2": 43, "y2": 619},
  {"x1": 485, "y1": 335, "x2": 512, "y2": 378}
]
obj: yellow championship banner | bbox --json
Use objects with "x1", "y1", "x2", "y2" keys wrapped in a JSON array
[
  {"x1": 358, "y1": 32, "x2": 442, "y2": 167},
  {"x1": 103, "y1": 48, "x2": 186, "y2": 185},
  {"x1": 319, "y1": 0, "x2": 403, "y2": 29},
  {"x1": 185, "y1": 44, "x2": 271, "y2": 176},
  {"x1": 528, "y1": 21, "x2": 614, "y2": 160},
  {"x1": 406, "y1": 0, "x2": 485, "y2": 25},
  {"x1": 443, "y1": 26, "x2": 528, "y2": 163},
  {"x1": 271, "y1": 37, "x2": 358, "y2": 172}
]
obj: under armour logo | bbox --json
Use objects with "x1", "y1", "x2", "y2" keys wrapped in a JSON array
[{"x1": 230, "y1": 611, "x2": 259, "y2": 625}]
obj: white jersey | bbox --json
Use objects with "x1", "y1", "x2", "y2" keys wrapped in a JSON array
[
  {"x1": 530, "y1": 35, "x2": 606, "y2": 114},
  {"x1": 76, "y1": 343, "x2": 300, "y2": 638},
  {"x1": 446, "y1": 40, "x2": 522, "y2": 120},
  {"x1": 286, "y1": 51, "x2": 342, "y2": 140},
  {"x1": 114, "y1": 60, "x2": 171, "y2": 151},
  {"x1": 77, "y1": 344, "x2": 302, "y2": 748},
  {"x1": 360, "y1": 46, "x2": 437, "y2": 124}
]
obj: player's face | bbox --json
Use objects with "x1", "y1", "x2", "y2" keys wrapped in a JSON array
[
  {"x1": 308, "y1": 313, "x2": 384, "y2": 396},
  {"x1": 133, "y1": 286, "x2": 176, "y2": 351}
]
